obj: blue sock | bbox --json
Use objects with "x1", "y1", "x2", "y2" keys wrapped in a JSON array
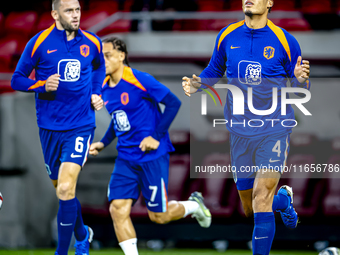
[
  {"x1": 74, "y1": 197, "x2": 87, "y2": 241},
  {"x1": 252, "y1": 212, "x2": 275, "y2": 255},
  {"x1": 56, "y1": 198, "x2": 77, "y2": 255},
  {"x1": 272, "y1": 194, "x2": 289, "y2": 211}
]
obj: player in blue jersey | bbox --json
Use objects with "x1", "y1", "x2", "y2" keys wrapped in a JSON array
[
  {"x1": 11, "y1": 0, "x2": 105, "y2": 254},
  {"x1": 182, "y1": 0, "x2": 311, "y2": 254},
  {"x1": 89, "y1": 37, "x2": 211, "y2": 255}
]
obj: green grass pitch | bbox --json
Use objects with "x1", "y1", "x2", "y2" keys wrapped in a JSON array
[{"x1": 0, "y1": 249, "x2": 317, "y2": 255}]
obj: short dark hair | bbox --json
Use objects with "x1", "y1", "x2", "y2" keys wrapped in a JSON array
[
  {"x1": 103, "y1": 37, "x2": 130, "y2": 67},
  {"x1": 52, "y1": 0, "x2": 61, "y2": 10}
]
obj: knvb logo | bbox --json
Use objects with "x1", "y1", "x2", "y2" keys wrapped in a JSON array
[{"x1": 200, "y1": 84, "x2": 311, "y2": 116}]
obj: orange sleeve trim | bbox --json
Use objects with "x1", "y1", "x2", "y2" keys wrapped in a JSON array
[
  {"x1": 217, "y1": 20, "x2": 245, "y2": 51},
  {"x1": 122, "y1": 67, "x2": 147, "y2": 92},
  {"x1": 102, "y1": 75, "x2": 110, "y2": 88},
  {"x1": 267, "y1": 20, "x2": 291, "y2": 62},
  {"x1": 306, "y1": 79, "x2": 310, "y2": 89},
  {"x1": 31, "y1": 24, "x2": 55, "y2": 58},
  {"x1": 28, "y1": 80, "x2": 46, "y2": 90},
  {"x1": 81, "y1": 30, "x2": 101, "y2": 53}
]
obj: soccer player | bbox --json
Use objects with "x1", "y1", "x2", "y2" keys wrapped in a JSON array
[
  {"x1": 11, "y1": 0, "x2": 105, "y2": 254},
  {"x1": 182, "y1": 1, "x2": 311, "y2": 255},
  {"x1": 89, "y1": 37, "x2": 211, "y2": 255}
]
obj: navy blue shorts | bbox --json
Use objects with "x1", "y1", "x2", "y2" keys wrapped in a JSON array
[
  {"x1": 39, "y1": 126, "x2": 95, "y2": 180},
  {"x1": 108, "y1": 154, "x2": 169, "y2": 213},
  {"x1": 230, "y1": 131, "x2": 290, "y2": 191}
]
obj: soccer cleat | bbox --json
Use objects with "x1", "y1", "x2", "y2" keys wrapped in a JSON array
[
  {"x1": 188, "y1": 191, "x2": 212, "y2": 228},
  {"x1": 277, "y1": 185, "x2": 299, "y2": 229},
  {"x1": 74, "y1": 225, "x2": 94, "y2": 255}
]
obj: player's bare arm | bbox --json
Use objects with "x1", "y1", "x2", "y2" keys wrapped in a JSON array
[
  {"x1": 139, "y1": 136, "x2": 160, "y2": 152},
  {"x1": 45, "y1": 74, "x2": 60, "y2": 92},
  {"x1": 89, "y1": 142, "x2": 105, "y2": 156},
  {"x1": 182, "y1": 74, "x2": 202, "y2": 97},
  {"x1": 294, "y1": 56, "x2": 310, "y2": 83},
  {"x1": 91, "y1": 94, "x2": 104, "y2": 111}
]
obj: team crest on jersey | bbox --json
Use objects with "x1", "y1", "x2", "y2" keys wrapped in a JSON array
[
  {"x1": 112, "y1": 110, "x2": 131, "y2": 132},
  {"x1": 58, "y1": 59, "x2": 81, "y2": 82},
  {"x1": 121, "y1": 92, "x2": 129, "y2": 105},
  {"x1": 80, "y1": 45, "x2": 90, "y2": 57},
  {"x1": 238, "y1": 60, "x2": 262, "y2": 85},
  {"x1": 264, "y1": 46, "x2": 275, "y2": 60}
]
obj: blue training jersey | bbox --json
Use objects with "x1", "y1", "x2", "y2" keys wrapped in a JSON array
[
  {"x1": 200, "y1": 20, "x2": 311, "y2": 138},
  {"x1": 11, "y1": 24, "x2": 105, "y2": 131},
  {"x1": 102, "y1": 66, "x2": 175, "y2": 162}
]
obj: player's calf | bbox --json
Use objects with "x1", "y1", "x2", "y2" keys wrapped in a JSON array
[{"x1": 148, "y1": 211, "x2": 171, "y2": 224}]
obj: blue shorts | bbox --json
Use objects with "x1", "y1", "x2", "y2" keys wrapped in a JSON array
[
  {"x1": 39, "y1": 126, "x2": 95, "y2": 180},
  {"x1": 108, "y1": 153, "x2": 169, "y2": 213},
  {"x1": 230, "y1": 131, "x2": 290, "y2": 191}
]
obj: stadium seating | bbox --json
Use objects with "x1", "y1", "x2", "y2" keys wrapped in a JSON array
[
  {"x1": 198, "y1": 153, "x2": 238, "y2": 217},
  {"x1": 169, "y1": 130, "x2": 191, "y2": 154},
  {"x1": 0, "y1": 36, "x2": 18, "y2": 72},
  {"x1": 34, "y1": 12, "x2": 55, "y2": 35},
  {"x1": 270, "y1": 18, "x2": 311, "y2": 31},
  {"x1": 283, "y1": 154, "x2": 324, "y2": 217},
  {"x1": 4, "y1": 11, "x2": 38, "y2": 37},
  {"x1": 301, "y1": 0, "x2": 332, "y2": 14},
  {"x1": 322, "y1": 154, "x2": 340, "y2": 216},
  {"x1": 81, "y1": 11, "x2": 110, "y2": 30},
  {"x1": 168, "y1": 154, "x2": 191, "y2": 201},
  {"x1": 197, "y1": 0, "x2": 226, "y2": 11},
  {"x1": 88, "y1": 0, "x2": 119, "y2": 14},
  {"x1": 96, "y1": 20, "x2": 131, "y2": 36}
]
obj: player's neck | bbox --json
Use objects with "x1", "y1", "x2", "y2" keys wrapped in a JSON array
[
  {"x1": 109, "y1": 65, "x2": 125, "y2": 87},
  {"x1": 55, "y1": 22, "x2": 77, "y2": 41},
  {"x1": 245, "y1": 14, "x2": 268, "y2": 29}
]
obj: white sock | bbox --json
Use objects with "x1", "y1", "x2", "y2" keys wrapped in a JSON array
[
  {"x1": 119, "y1": 238, "x2": 138, "y2": 255},
  {"x1": 179, "y1": 201, "x2": 199, "y2": 218}
]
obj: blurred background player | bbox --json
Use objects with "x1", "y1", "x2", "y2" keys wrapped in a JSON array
[
  {"x1": 182, "y1": 0, "x2": 311, "y2": 255},
  {"x1": 89, "y1": 37, "x2": 211, "y2": 255},
  {"x1": 10, "y1": 0, "x2": 105, "y2": 254}
]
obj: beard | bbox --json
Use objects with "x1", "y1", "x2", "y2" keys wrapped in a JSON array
[
  {"x1": 245, "y1": 10, "x2": 253, "y2": 17},
  {"x1": 59, "y1": 15, "x2": 79, "y2": 32}
]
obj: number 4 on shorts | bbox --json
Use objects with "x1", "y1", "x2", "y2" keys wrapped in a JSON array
[{"x1": 272, "y1": 140, "x2": 281, "y2": 157}]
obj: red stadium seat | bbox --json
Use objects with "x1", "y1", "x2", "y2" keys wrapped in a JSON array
[
  {"x1": 169, "y1": 130, "x2": 191, "y2": 146},
  {"x1": 208, "y1": 19, "x2": 239, "y2": 31},
  {"x1": 322, "y1": 154, "x2": 340, "y2": 216},
  {"x1": 0, "y1": 36, "x2": 18, "y2": 72},
  {"x1": 4, "y1": 11, "x2": 38, "y2": 37},
  {"x1": 283, "y1": 154, "x2": 324, "y2": 217},
  {"x1": 0, "y1": 13, "x2": 4, "y2": 37},
  {"x1": 197, "y1": 0, "x2": 225, "y2": 11},
  {"x1": 272, "y1": 0, "x2": 296, "y2": 11},
  {"x1": 200, "y1": 153, "x2": 237, "y2": 217},
  {"x1": 97, "y1": 20, "x2": 131, "y2": 36},
  {"x1": 81, "y1": 11, "x2": 110, "y2": 30},
  {"x1": 168, "y1": 154, "x2": 191, "y2": 201},
  {"x1": 0, "y1": 79, "x2": 14, "y2": 94},
  {"x1": 88, "y1": 0, "x2": 119, "y2": 14},
  {"x1": 301, "y1": 0, "x2": 332, "y2": 14},
  {"x1": 271, "y1": 18, "x2": 311, "y2": 31},
  {"x1": 34, "y1": 12, "x2": 55, "y2": 35}
]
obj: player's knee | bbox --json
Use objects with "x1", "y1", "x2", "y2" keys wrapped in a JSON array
[
  {"x1": 109, "y1": 200, "x2": 130, "y2": 220},
  {"x1": 149, "y1": 212, "x2": 170, "y2": 224},
  {"x1": 56, "y1": 182, "x2": 75, "y2": 199},
  {"x1": 252, "y1": 190, "x2": 271, "y2": 211}
]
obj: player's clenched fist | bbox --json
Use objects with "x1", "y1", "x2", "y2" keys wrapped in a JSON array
[
  {"x1": 91, "y1": 94, "x2": 103, "y2": 111},
  {"x1": 139, "y1": 136, "x2": 160, "y2": 152},
  {"x1": 89, "y1": 142, "x2": 105, "y2": 156},
  {"x1": 294, "y1": 56, "x2": 310, "y2": 84},
  {"x1": 182, "y1": 74, "x2": 202, "y2": 97},
  {"x1": 45, "y1": 74, "x2": 60, "y2": 92}
]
